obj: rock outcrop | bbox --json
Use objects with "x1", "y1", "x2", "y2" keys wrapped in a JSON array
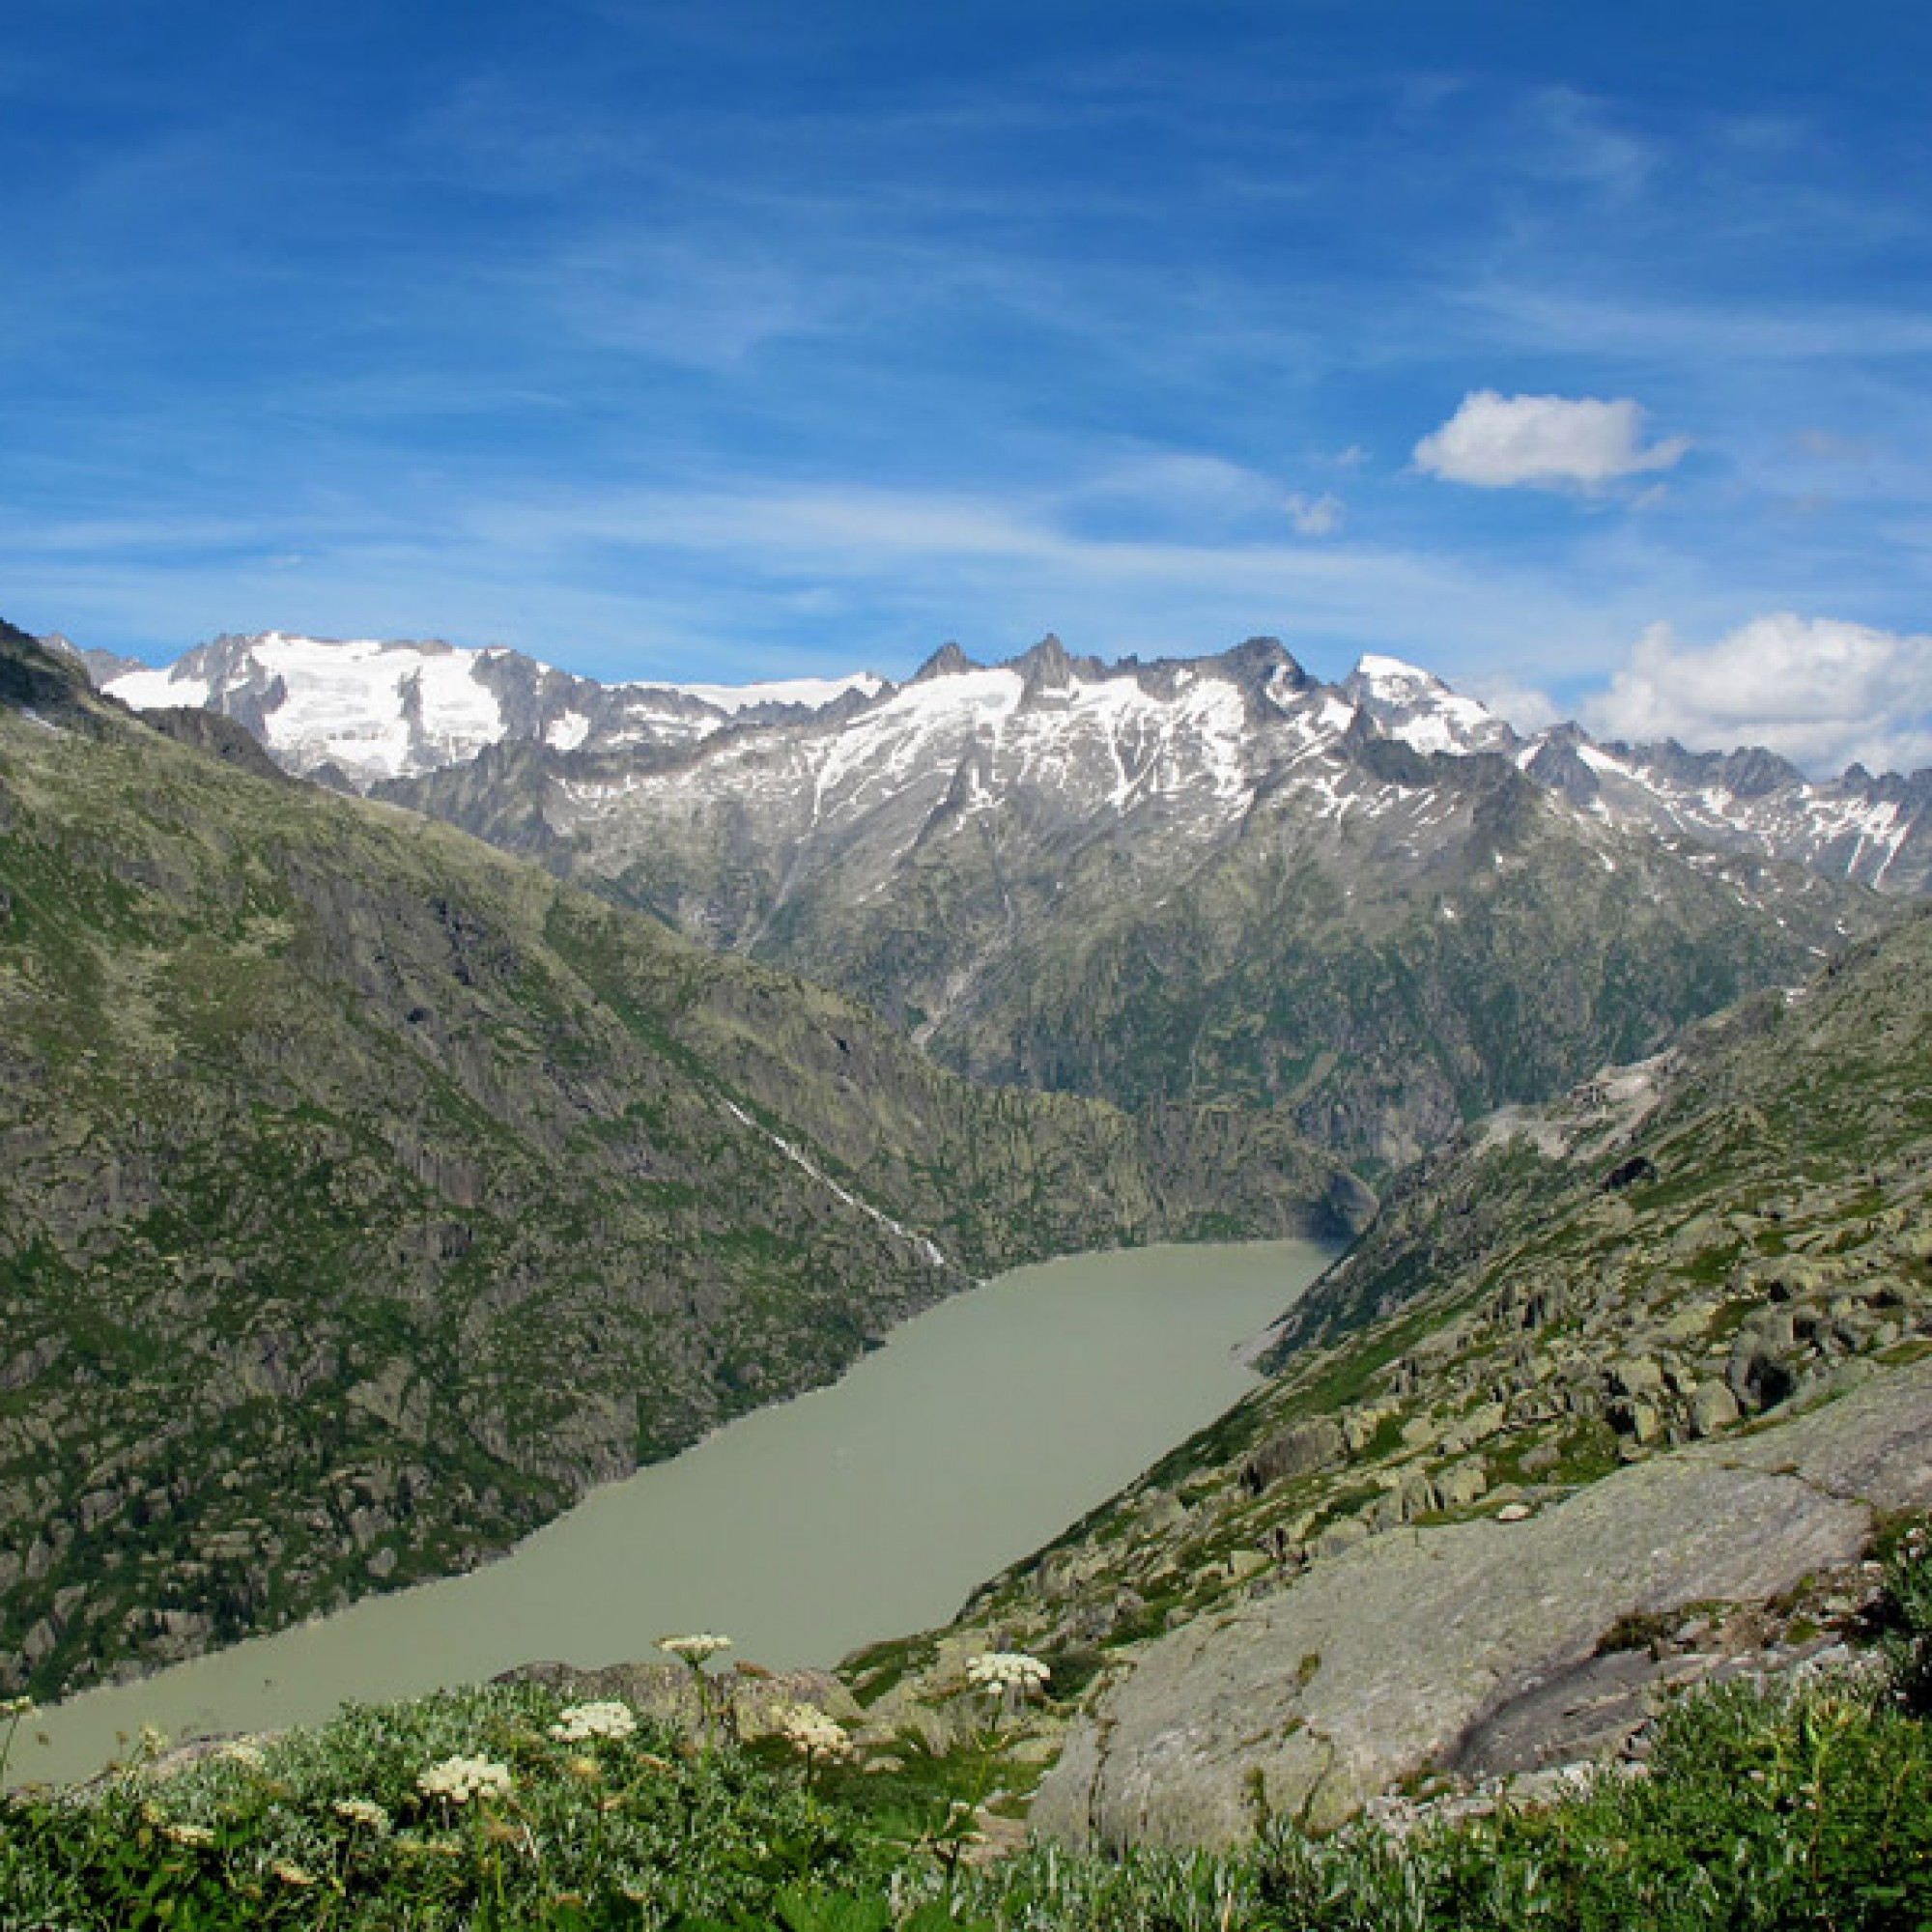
[{"x1": 1033, "y1": 1361, "x2": 1932, "y2": 1846}]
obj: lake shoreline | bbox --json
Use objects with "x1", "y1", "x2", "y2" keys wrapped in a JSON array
[{"x1": 14, "y1": 1237, "x2": 1336, "y2": 1787}]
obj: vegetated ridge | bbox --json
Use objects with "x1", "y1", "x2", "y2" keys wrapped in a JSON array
[{"x1": 0, "y1": 621, "x2": 1358, "y2": 1702}]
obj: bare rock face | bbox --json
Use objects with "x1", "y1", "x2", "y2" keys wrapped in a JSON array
[
  {"x1": 1240, "y1": 1419, "x2": 1346, "y2": 1493},
  {"x1": 1033, "y1": 1360, "x2": 1932, "y2": 1848}
]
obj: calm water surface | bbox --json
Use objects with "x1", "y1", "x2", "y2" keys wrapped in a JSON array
[{"x1": 15, "y1": 1238, "x2": 1331, "y2": 1784}]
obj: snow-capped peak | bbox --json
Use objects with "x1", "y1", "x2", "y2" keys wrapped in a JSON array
[
  {"x1": 103, "y1": 632, "x2": 887, "y2": 786},
  {"x1": 1343, "y1": 656, "x2": 1518, "y2": 758}
]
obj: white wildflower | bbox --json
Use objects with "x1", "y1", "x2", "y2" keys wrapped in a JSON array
[
  {"x1": 217, "y1": 1741, "x2": 267, "y2": 1771},
  {"x1": 333, "y1": 1796, "x2": 392, "y2": 1833},
  {"x1": 550, "y1": 1699, "x2": 638, "y2": 1743},
  {"x1": 769, "y1": 1700, "x2": 854, "y2": 1761},
  {"x1": 271, "y1": 1859, "x2": 318, "y2": 1887},
  {"x1": 965, "y1": 1651, "x2": 1051, "y2": 1697},
  {"x1": 417, "y1": 1754, "x2": 515, "y2": 1804},
  {"x1": 658, "y1": 1632, "x2": 733, "y2": 1664},
  {"x1": 162, "y1": 1820, "x2": 215, "y2": 1848}
]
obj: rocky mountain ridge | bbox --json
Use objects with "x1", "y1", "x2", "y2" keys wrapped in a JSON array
[
  {"x1": 0, "y1": 619, "x2": 1355, "y2": 1701},
  {"x1": 97, "y1": 627, "x2": 1932, "y2": 895}
]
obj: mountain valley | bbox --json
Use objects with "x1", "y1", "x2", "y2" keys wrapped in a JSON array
[
  {"x1": 0, "y1": 622, "x2": 1354, "y2": 1701},
  {"x1": 11, "y1": 613, "x2": 1932, "y2": 1868}
]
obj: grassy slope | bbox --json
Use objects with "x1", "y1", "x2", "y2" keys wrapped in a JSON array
[{"x1": 5, "y1": 1633, "x2": 1929, "y2": 1927}]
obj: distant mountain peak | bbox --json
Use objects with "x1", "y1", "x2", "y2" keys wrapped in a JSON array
[
  {"x1": 96, "y1": 624, "x2": 1932, "y2": 898},
  {"x1": 912, "y1": 640, "x2": 980, "y2": 682},
  {"x1": 1344, "y1": 656, "x2": 1517, "y2": 759},
  {"x1": 1216, "y1": 636, "x2": 1305, "y2": 690},
  {"x1": 1350, "y1": 651, "x2": 1438, "y2": 690},
  {"x1": 1014, "y1": 633, "x2": 1073, "y2": 682}
]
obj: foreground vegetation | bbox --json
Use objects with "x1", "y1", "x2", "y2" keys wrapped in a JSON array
[{"x1": 5, "y1": 1528, "x2": 1930, "y2": 1929}]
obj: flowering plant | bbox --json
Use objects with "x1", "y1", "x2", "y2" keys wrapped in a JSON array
[
  {"x1": 964, "y1": 1651, "x2": 1051, "y2": 1700},
  {"x1": 417, "y1": 1754, "x2": 515, "y2": 1805},
  {"x1": 659, "y1": 1633, "x2": 733, "y2": 1665},
  {"x1": 769, "y1": 1699, "x2": 855, "y2": 1787},
  {"x1": 333, "y1": 1796, "x2": 392, "y2": 1833},
  {"x1": 660, "y1": 1632, "x2": 736, "y2": 1752},
  {"x1": 550, "y1": 1699, "x2": 639, "y2": 1743}
]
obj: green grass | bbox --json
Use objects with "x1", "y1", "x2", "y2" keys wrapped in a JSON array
[{"x1": 5, "y1": 1656, "x2": 1931, "y2": 1928}]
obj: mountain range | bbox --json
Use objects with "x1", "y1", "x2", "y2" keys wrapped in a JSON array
[
  {"x1": 93, "y1": 627, "x2": 1932, "y2": 895},
  {"x1": 92, "y1": 628, "x2": 1889, "y2": 1170}
]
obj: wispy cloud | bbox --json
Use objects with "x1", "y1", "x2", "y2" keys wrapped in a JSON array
[
  {"x1": 1792, "y1": 427, "x2": 1882, "y2": 463},
  {"x1": 1286, "y1": 492, "x2": 1345, "y2": 536},
  {"x1": 1526, "y1": 87, "x2": 1656, "y2": 201},
  {"x1": 1450, "y1": 284, "x2": 1932, "y2": 366}
]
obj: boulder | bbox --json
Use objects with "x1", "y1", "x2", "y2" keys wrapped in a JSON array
[
  {"x1": 1031, "y1": 1361, "x2": 1932, "y2": 1849},
  {"x1": 1688, "y1": 1380, "x2": 1741, "y2": 1437},
  {"x1": 1239, "y1": 1419, "x2": 1346, "y2": 1494},
  {"x1": 1606, "y1": 1355, "x2": 1665, "y2": 1399}
]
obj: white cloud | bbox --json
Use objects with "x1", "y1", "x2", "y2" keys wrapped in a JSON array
[
  {"x1": 1582, "y1": 612, "x2": 1932, "y2": 775},
  {"x1": 1464, "y1": 678, "x2": 1559, "y2": 736},
  {"x1": 1286, "y1": 492, "x2": 1344, "y2": 537},
  {"x1": 1414, "y1": 391, "x2": 1690, "y2": 492}
]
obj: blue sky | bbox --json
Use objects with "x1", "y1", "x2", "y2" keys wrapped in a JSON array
[{"x1": 8, "y1": 0, "x2": 1932, "y2": 771}]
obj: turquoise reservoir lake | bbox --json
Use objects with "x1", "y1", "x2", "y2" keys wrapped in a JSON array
[{"x1": 14, "y1": 1238, "x2": 1332, "y2": 1785}]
